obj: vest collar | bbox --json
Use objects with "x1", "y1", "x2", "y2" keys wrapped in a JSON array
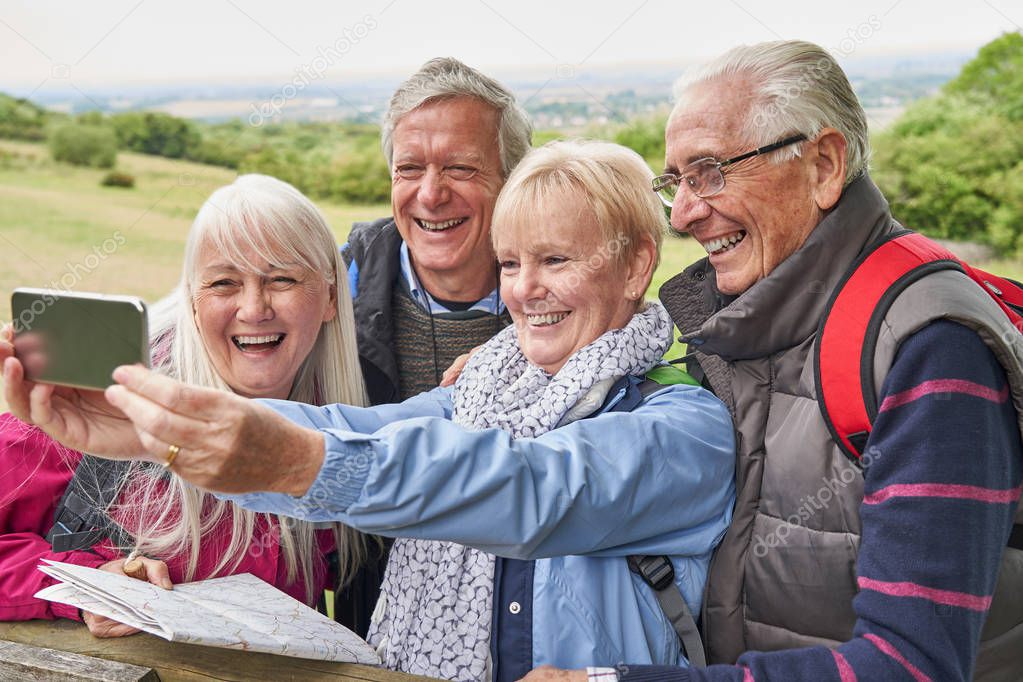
[{"x1": 671, "y1": 174, "x2": 896, "y2": 361}]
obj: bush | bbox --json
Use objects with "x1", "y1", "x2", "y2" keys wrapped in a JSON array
[
  {"x1": 614, "y1": 115, "x2": 668, "y2": 166},
  {"x1": 0, "y1": 93, "x2": 60, "y2": 141},
  {"x1": 49, "y1": 124, "x2": 117, "y2": 168},
  {"x1": 101, "y1": 171, "x2": 135, "y2": 188},
  {"x1": 109, "y1": 111, "x2": 201, "y2": 159},
  {"x1": 328, "y1": 153, "x2": 391, "y2": 204}
]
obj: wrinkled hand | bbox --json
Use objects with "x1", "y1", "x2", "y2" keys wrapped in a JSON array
[
  {"x1": 518, "y1": 666, "x2": 589, "y2": 682},
  {"x1": 83, "y1": 557, "x2": 173, "y2": 638},
  {"x1": 105, "y1": 365, "x2": 324, "y2": 494},
  {"x1": 440, "y1": 345, "x2": 482, "y2": 387},
  {"x1": 2, "y1": 329, "x2": 143, "y2": 459}
]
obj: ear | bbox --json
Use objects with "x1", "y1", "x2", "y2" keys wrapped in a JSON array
[
  {"x1": 624, "y1": 236, "x2": 658, "y2": 302},
  {"x1": 810, "y1": 127, "x2": 847, "y2": 212},
  {"x1": 322, "y1": 283, "x2": 338, "y2": 322}
]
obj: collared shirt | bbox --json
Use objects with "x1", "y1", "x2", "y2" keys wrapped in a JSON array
[{"x1": 399, "y1": 242, "x2": 504, "y2": 315}]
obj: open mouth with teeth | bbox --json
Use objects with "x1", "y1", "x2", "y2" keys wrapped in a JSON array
[
  {"x1": 232, "y1": 334, "x2": 285, "y2": 352},
  {"x1": 415, "y1": 217, "x2": 468, "y2": 232},
  {"x1": 703, "y1": 230, "x2": 747, "y2": 256},
  {"x1": 526, "y1": 312, "x2": 570, "y2": 327}
]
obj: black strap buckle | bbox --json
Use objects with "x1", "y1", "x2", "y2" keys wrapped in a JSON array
[
  {"x1": 1009, "y1": 523, "x2": 1023, "y2": 551},
  {"x1": 627, "y1": 555, "x2": 675, "y2": 592},
  {"x1": 48, "y1": 525, "x2": 106, "y2": 554}
]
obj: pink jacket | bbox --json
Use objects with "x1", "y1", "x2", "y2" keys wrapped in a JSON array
[{"x1": 0, "y1": 413, "x2": 335, "y2": 621}]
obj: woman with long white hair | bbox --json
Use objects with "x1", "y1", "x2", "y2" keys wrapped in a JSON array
[{"x1": 0, "y1": 174, "x2": 368, "y2": 636}]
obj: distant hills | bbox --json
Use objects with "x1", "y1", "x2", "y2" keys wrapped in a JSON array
[{"x1": 1, "y1": 50, "x2": 974, "y2": 130}]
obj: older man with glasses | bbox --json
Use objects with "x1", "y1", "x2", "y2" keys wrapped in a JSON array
[{"x1": 524, "y1": 39, "x2": 1022, "y2": 682}]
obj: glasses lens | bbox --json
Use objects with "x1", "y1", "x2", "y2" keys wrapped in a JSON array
[
  {"x1": 653, "y1": 175, "x2": 678, "y2": 208},
  {"x1": 686, "y1": 160, "x2": 725, "y2": 198}
]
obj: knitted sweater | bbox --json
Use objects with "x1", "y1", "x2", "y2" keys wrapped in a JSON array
[{"x1": 621, "y1": 320, "x2": 1023, "y2": 681}]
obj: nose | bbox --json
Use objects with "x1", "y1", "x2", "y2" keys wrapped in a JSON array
[
  {"x1": 669, "y1": 186, "x2": 712, "y2": 235},
  {"x1": 237, "y1": 283, "x2": 274, "y2": 323},
  {"x1": 511, "y1": 263, "x2": 550, "y2": 309},
  {"x1": 416, "y1": 167, "x2": 451, "y2": 210}
]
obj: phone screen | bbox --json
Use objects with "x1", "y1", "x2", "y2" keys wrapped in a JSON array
[{"x1": 11, "y1": 289, "x2": 149, "y2": 390}]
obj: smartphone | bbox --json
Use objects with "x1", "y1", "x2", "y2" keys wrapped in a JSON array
[{"x1": 11, "y1": 288, "x2": 149, "y2": 390}]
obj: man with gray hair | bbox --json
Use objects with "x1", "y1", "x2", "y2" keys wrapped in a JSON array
[
  {"x1": 524, "y1": 40, "x2": 1022, "y2": 681},
  {"x1": 343, "y1": 57, "x2": 531, "y2": 406},
  {"x1": 337, "y1": 57, "x2": 530, "y2": 635}
]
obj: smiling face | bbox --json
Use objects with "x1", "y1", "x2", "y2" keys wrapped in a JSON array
[
  {"x1": 390, "y1": 97, "x2": 504, "y2": 299},
  {"x1": 665, "y1": 80, "x2": 824, "y2": 295},
  {"x1": 495, "y1": 194, "x2": 647, "y2": 375},
  {"x1": 191, "y1": 240, "x2": 336, "y2": 400}
]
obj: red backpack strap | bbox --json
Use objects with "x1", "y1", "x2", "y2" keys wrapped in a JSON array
[
  {"x1": 814, "y1": 230, "x2": 966, "y2": 463},
  {"x1": 956, "y1": 265, "x2": 1023, "y2": 329}
]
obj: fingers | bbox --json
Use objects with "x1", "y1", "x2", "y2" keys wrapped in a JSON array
[
  {"x1": 28, "y1": 381, "x2": 57, "y2": 428},
  {"x1": 3, "y1": 357, "x2": 32, "y2": 421},
  {"x1": 516, "y1": 666, "x2": 553, "y2": 682},
  {"x1": 0, "y1": 325, "x2": 13, "y2": 361},
  {"x1": 111, "y1": 365, "x2": 219, "y2": 418},
  {"x1": 138, "y1": 557, "x2": 173, "y2": 590},
  {"x1": 516, "y1": 667, "x2": 588, "y2": 682},
  {"x1": 440, "y1": 353, "x2": 470, "y2": 387},
  {"x1": 105, "y1": 383, "x2": 204, "y2": 456},
  {"x1": 83, "y1": 611, "x2": 141, "y2": 638}
]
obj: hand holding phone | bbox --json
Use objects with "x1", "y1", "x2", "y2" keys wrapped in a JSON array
[
  {"x1": 2, "y1": 353, "x2": 146, "y2": 461},
  {"x1": 3, "y1": 289, "x2": 151, "y2": 459}
]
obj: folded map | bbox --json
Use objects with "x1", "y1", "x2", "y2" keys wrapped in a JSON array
[{"x1": 35, "y1": 559, "x2": 380, "y2": 664}]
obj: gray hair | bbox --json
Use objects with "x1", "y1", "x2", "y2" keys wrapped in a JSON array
[
  {"x1": 672, "y1": 40, "x2": 869, "y2": 185},
  {"x1": 381, "y1": 57, "x2": 533, "y2": 178},
  {"x1": 124, "y1": 174, "x2": 369, "y2": 602}
]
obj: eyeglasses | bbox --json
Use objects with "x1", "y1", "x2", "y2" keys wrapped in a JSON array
[{"x1": 652, "y1": 134, "x2": 808, "y2": 208}]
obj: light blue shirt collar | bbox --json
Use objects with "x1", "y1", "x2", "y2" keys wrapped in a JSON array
[{"x1": 399, "y1": 242, "x2": 504, "y2": 315}]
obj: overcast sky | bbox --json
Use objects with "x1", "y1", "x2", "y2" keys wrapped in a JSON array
[{"x1": 0, "y1": 0, "x2": 1020, "y2": 92}]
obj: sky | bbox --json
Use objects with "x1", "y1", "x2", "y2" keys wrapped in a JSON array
[{"x1": 0, "y1": 0, "x2": 1020, "y2": 94}]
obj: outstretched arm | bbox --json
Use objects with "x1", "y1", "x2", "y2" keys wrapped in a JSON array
[{"x1": 221, "y1": 384, "x2": 735, "y2": 560}]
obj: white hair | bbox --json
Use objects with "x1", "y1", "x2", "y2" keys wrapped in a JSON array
[
  {"x1": 381, "y1": 57, "x2": 533, "y2": 178},
  {"x1": 672, "y1": 40, "x2": 869, "y2": 185},
  {"x1": 113, "y1": 174, "x2": 369, "y2": 603}
]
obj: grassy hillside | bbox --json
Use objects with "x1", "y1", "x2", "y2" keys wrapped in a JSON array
[{"x1": 0, "y1": 140, "x2": 391, "y2": 317}]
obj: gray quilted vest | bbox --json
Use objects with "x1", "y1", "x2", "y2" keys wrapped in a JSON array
[{"x1": 660, "y1": 175, "x2": 1023, "y2": 680}]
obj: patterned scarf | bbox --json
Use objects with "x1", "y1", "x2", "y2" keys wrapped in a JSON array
[{"x1": 367, "y1": 302, "x2": 674, "y2": 681}]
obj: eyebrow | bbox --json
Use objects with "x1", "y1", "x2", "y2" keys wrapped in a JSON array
[
  {"x1": 393, "y1": 151, "x2": 486, "y2": 166},
  {"x1": 667, "y1": 147, "x2": 729, "y2": 175},
  {"x1": 200, "y1": 262, "x2": 297, "y2": 274}
]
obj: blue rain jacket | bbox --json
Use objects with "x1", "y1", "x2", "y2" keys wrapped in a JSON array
[{"x1": 223, "y1": 381, "x2": 735, "y2": 671}]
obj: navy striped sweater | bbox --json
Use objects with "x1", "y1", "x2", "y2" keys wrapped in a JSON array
[{"x1": 621, "y1": 320, "x2": 1023, "y2": 682}]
